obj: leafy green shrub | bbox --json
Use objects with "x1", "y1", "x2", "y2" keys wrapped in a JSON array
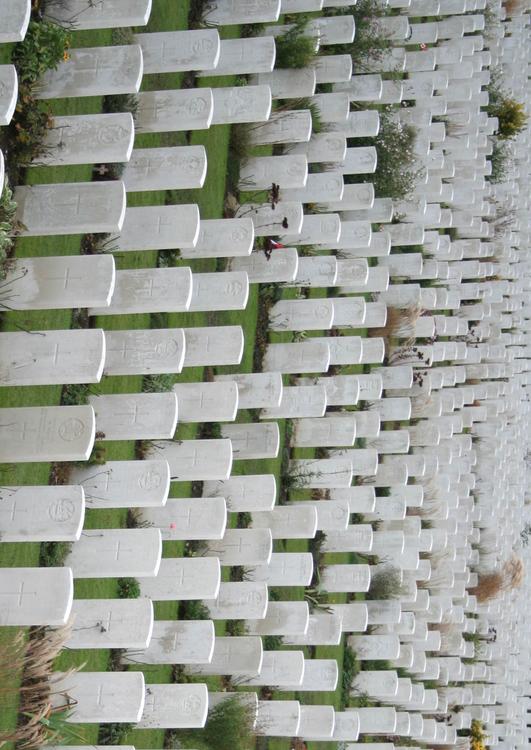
[
  {"x1": 103, "y1": 92, "x2": 139, "y2": 120},
  {"x1": 275, "y1": 33, "x2": 316, "y2": 69},
  {"x1": 324, "y1": 0, "x2": 392, "y2": 70},
  {"x1": 39, "y1": 542, "x2": 71, "y2": 567},
  {"x1": 118, "y1": 577, "x2": 141, "y2": 598},
  {"x1": 263, "y1": 635, "x2": 284, "y2": 650},
  {"x1": 191, "y1": 695, "x2": 256, "y2": 750},
  {"x1": 347, "y1": 107, "x2": 421, "y2": 200},
  {"x1": 181, "y1": 600, "x2": 210, "y2": 620},
  {"x1": 61, "y1": 383, "x2": 89, "y2": 406},
  {"x1": 488, "y1": 139, "x2": 512, "y2": 183},
  {"x1": 367, "y1": 565, "x2": 402, "y2": 600},
  {"x1": 0, "y1": 180, "x2": 17, "y2": 280},
  {"x1": 487, "y1": 69, "x2": 528, "y2": 139},
  {"x1": 340, "y1": 646, "x2": 360, "y2": 709},
  {"x1": 98, "y1": 722, "x2": 133, "y2": 745},
  {"x1": 143, "y1": 373, "x2": 175, "y2": 393},
  {"x1": 12, "y1": 20, "x2": 70, "y2": 86}
]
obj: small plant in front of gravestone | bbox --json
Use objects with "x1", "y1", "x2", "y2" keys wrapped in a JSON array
[
  {"x1": 60, "y1": 382, "x2": 90, "y2": 407},
  {"x1": 185, "y1": 695, "x2": 256, "y2": 750},
  {"x1": 324, "y1": 0, "x2": 392, "y2": 69},
  {"x1": 340, "y1": 646, "x2": 361, "y2": 709},
  {"x1": 117, "y1": 577, "x2": 141, "y2": 598},
  {"x1": 142, "y1": 373, "x2": 175, "y2": 393},
  {"x1": 181, "y1": 600, "x2": 210, "y2": 620},
  {"x1": 39, "y1": 541, "x2": 71, "y2": 567},
  {"x1": 263, "y1": 635, "x2": 284, "y2": 650},
  {"x1": 488, "y1": 139, "x2": 512, "y2": 183},
  {"x1": 0, "y1": 180, "x2": 17, "y2": 280},
  {"x1": 98, "y1": 722, "x2": 134, "y2": 745},
  {"x1": 275, "y1": 17, "x2": 317, "y2": 69},
  {"x1": 366, "y1": 565, "x2": 402, "y2": 600}
]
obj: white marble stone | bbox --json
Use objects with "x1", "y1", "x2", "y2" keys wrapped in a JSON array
[
  {"x1": 0, "y1": 329, "x2": 105, "y2": 386},
  {"x1": 246, "y1": 601, "x2": 310, "y2": 635},
  {"x1": 172, "y1": 381, "x2": 238, "y2": 423},
  {"x1": 114, "y1": 204, "x2": 200, "y2": 252},
  {"x1": 292, "y1": 416, "x2": 356, "y2": 447},
  {"x1": 189, "y1": 271, "x2": 249, "y2": 312},
  {"x1": 252, "y1": 505, "x2": 318, "y2": 539},
  {"x1": 138, "y1": 683, "x2": 208, "y2": 728},
  {"x1": 124, "y1": 620, "x2": 215, "y2": 665},
  {"x1": 199, "y1": 37, "x2": 276, "y2": 77},
  {"x1": 182, "y1": 326, "x2": 244, "y2": 367},
  {"x1": 250, "y1": 110, "x2": 312, "y2": 145},
  {"x1": 103, "y1": 328, "x2": 185, "y2": 377},
  {"x1": 0, "y1": 568, "x2": 70, "y2": 626},
  {"x1": 139, "y1": 497, "x2": 227, "y2": 541},
  {"x1": 204, "y1": 0, "x2": 281, "y2": 25},
  {"x1": 255, "y1": 700, "x2": 301, "y2": 737},
  {"x1": 0, "y1": 405, "x2": 95, "y2": 463},
  {"x1": 284, "y1": 611, "x2": 342, "y2": 646},
  {"x1": 15, "y1": 182, "x2": 126, "y2": 236},
  {"x1": 205, "y1": 528, "x2": 272, "y2": 566},
  {"x1": 0, "y1": 65, "x2": 17, "y2": 126},
  {"x1": 187, "y1": 635, "x2": 263, "y2": 675},
  {"x1": 36, "y1": 45, "x2": 143, "y2": 99},
  {"x1": 45, "y1": 0, "x2": 152, "y2": 29},
  {"x1": 0, "y1": 485, "x2": 84, "y2": 542},
  {"x1": 53, "y1": 672, "x2": 145, "y2": 723},
  {"x1": 68, "y1": 597, "x2": 153, "y2": 649},
  {"x1": 247, "y1": 552, "x2": 313, "y2": 587},
  {"x1": 90, "y1": 267, "x2": 192, "y2": 316},
  {"x1": 37, "y1": 113, "x2": 134, "y2": 166},
  {"x1": 230, "y1": 249, "x2": 299, "y2": 284},
  {"x1": 0, "y1": 0, "x2": 30, "y2": 42},
  {"x1": 136, "y1": 88, "x2": 214, "y2": 133},
  {"x1": 136, "y1": 29, "x2": 220, "y2": 73},
  {"x1": 212, "y1": 85, "x2": 271, "y2": 124},
  {"x1": 222, "y1": 422, "x2": 279, "y2": 459},
  {"x1": 215, "y1": 372, "x2": 282, "y2": 410},
  {"x1": 70, "y1": 459, "x2": 169, "y2": 509},
  {"x1": 203, "y1": 474, "x2": 276, "y2": 512},
  {"x1": 140, "y1": 557, "x2": 220, "y2": 600},
  {"x1": 181, "y1": 218, "x2": 254, "y2": 259},
  {"x1": 123, "y1": 146, "x2": 207, "y2": 192},
  {"x1": 88, "y1": 393, "x2": 178, "y2": 440},
  {"x1": 149, "y1": 438, "x2": 233, "y2": 481},
  {"x1": 65, "y1": 528, "x2": 162, "y2": 578},
  {"x1": 239, "y1": 154, "x2": 307, "y2": 190},
  {"x1": 243, "y1": 650, "x2": 305, "y2": 687},
  {"x1": 204, "y1": 581, "x2": 269, "y2": 620},
  {"x1": 320, "y1": 564, "x2": 371, "y2": 593}
]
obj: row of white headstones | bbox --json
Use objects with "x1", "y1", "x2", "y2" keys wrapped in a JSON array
[{"x1": 1, "y1": 0, "x2": 531, "y2": 743}]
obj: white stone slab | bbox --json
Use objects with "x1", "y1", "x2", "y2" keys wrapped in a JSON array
[
  {"x1": 246, "y1": 601, "x2": 310, "y2": 635},
  {"x1": 263, "y1": 342, "x2": 330, "y2": 374},
  {"x1": 199, "y1": 37, "x2": 275, "y2": 77},
  {"x1": 204, "y1": 581, "x2": 269, "y2": 620},
  {"x1": 252, "y1": 505, "x2": 318, "y2": 539},
  {"x1": 53, "y1": 672, "x2": 145, "y2": 723},
  {"x1": 36, "y1": 45, "x2": 143, "y2": 99},
  {"x1": 250, "y1": 110, "x2": 312, "y2": 145},
  {"x1": 68, "y1": 597, "x2": 153, "y2": 649},
  {"x1": 140, "y1": 557, "x2": 220, "y2": 600},
  {"x1": 320, "y1": 564, "x2": 371, "y2": 593},
  {"x1": 222, "y1": 422, "x2": 279, "y2": 459},
  {"x1": 123, "y1": 146, "x2": 206, "y2": 191},
  {"x1": 183, "y1": 326, "x2": 244, "y2": 367},
  {"x1": 139, "y1": 497, "x2": 227, "y2": 541},
  {"x1": 0, "y1": 0, "x2": 30, "y2": 42},
  {"x1": 124, "y1": 620, "x2": 215, "y2": 665},
  {"x1": 45, "y1": 0, "x2": 152, "y2": 29},
  {"x1": 237, "y1": 201, "x2": 303, "y2": 237},
  {"x1": 15, "y1": 182, "x2": 126, "y2": 236},
  {"x1": 136, "y1": 88, "x2": 214, "y2": 133},
  {"x1": 0, "y1": 567, "x2": 72, "y2": 627},
  {"x1": 187, "y1": 635, "x2": 263, "y2": 676},
  {"x1": 284, "y1": 611, "x2": 342, "y2": 646},
  {"x1": 38, "y1": 113, "x2": 134, "y2": 166},
  {"x1": 0, "y1": 65, "x2": 17, "y2": 126},
  {"x1": 289, "y1": 458, "x2": 353, "y2": 488},
  {"x1": 66, "y1": 528, "x2": 162, "y2": 578},
  {"x1": 0, "y1": 485, "x2": 84, "y2": 542},
  {"x1": 212, "y1": 85, "x2": 271, "y2": 124},
  {"x1": 255, "y1": 701, "x2": 300, "y2": 737},
  {"x1": 3, "y1": 255, "x2": 114, "y2": 311},
  {"x1": 261, "y1": 385, "x2": 327, "y2": 419},
  {"x1": 215, "y1": 372, "x2": 283, "y2": 410},
  {"x1": 88, "y1": 393, "x2": 178, "y2": 441},
  {"x1": 90, "y1": 267, "x2": 192, "y2": 316},
  {"x1": 239, "y1": 154, "x2": 307, "y2": 190},
  {"x1": 247, "y1": 552, "x2": 313, "y2": 586},
  {"x1": 348, "y1": 634, "x2": 401, "y2": 660},
  {"x1": 149, "y1": 438, "x2": 233, "y2": 481},
  {"x1": 136, "y1": 29, "x2": 220, "y2": 73},
  {"x1": 138, "y1": 683, "x2": 208, "y2": 728},
  {"x1": 103, "y1": 329, "x2": 186, "y2": 376},
  {"x1": 114, "y1": 205, "x2": 200, "y2": 251},
  {"x1": 172, "y1": 381, "x2": 238, "y2": 423},
  {"x1": 189, "y1": 271, "x2": 249, "y2": 312},
  {"x1": 0, "y1": 329, "x2": 105, "y2": 386},
  {"x1": 204, "y1": 0, "x2": 281, "y2": 25},
  {"x1": 203, "y1": 474, "x2": 276, "y2": 512},
  {"x1": 299, "y1": 705, "x2": 336, "y2": 740},
  {"x1": 182, "y1": 218, "x2": 254, "y2": 259},
  {"x1": 205, "y1": 528, "x2": 272, "y2": 566},
  {"x1": 230, "y1": 249, "x2": 299, "y2": 284},
  {"x1": 70, "y1": 459, "x2": 169, "y2": 509},
  {"x1": 322, "y1": 525, "x2": 374, "y2": 553},
  {"x1": 0, "y1": 405, "x2": 95, "y2": 463},
  {"x1": 243, "y1": 650, "x2": 305, "y2": 687}
]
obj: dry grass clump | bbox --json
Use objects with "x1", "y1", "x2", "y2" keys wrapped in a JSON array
[
  {"x1": 470, "y1": 555, "x2": 524, "y2": 602},
  {"x1": 0, "y1": 624, "x2": 75, "y2": 749},
  {"x1": 370, "y1": 305, "x2": 423, "y2": 341}
]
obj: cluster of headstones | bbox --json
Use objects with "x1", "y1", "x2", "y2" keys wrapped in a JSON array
[{"x1": 1, "y1": 0, "x2": 531, "y2": 743}]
